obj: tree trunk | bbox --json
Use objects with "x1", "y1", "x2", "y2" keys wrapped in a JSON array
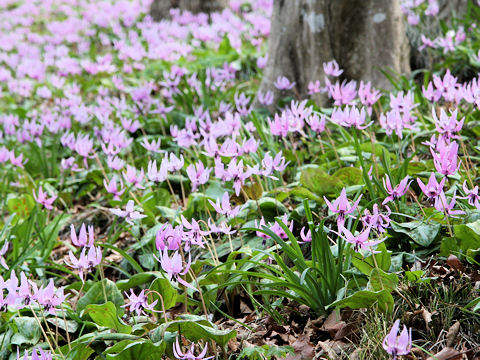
[
  {"x1": 257, "y1": 0, "x2": 410, "y2": 106},
  {"x1": 150, "y1": 0, "x2": 226, "y2": 20}
]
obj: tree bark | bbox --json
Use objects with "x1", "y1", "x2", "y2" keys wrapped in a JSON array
[
  {"x1": 150, "y1": 0, "x2": 226, "y2": 20},
  {"x1": 257, "y1": 0, "x2": 410, "y2": 106}
]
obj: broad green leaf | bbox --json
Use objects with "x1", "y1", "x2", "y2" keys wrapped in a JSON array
[
  {"x1": 150, "y1": 318, "x2": 236, "y2": 348},
  {"x1": 332, "y1": 167, "x2": 363, "y2": 186},
  {"x1": 117, "y1": 272, "x2": 161, "y2": 291},
  {"x1": 105, "y1": 339, "x2": 166, "y2": 360},
  {"x1": 60, "y1": 343, "x2": 94, "y2": 360},
  {"x1": 149, "y1": 278, "x2": 178, "y2": 311},
  {"x1": 352, "y1": 243, "x2": 391, "y2": 275},
  {"x1": 11, "y1": 317, "x2": 41, "y2": 346},
  {"x1": 368, "y1": 268, "x2": 398, "y2": 292},
  {"x1": 391, "y1": 220, "x2": 441, "y2": 247},
  {"x1": 77, "y1": 279, "x2": 124, "y2": 315},
  {"x1": 441, "y1": 220, "x2": 480, "y2": 258},
  {"x1": 330, "y1": 289, "x2": 394, "y2": 313},
  {"x1": 300, "y1": 167, "x2": 343, "y2": 196},
  {"x1": 7, "y1": 194, "x2": 35, "y2": 218},
  {"x1": 85, "y1": 301, "x2": 131, "y2": 334}
]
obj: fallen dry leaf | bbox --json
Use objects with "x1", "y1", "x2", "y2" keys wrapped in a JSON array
[
  {"x1": 422, "y1": 308, "x2": 433, "y2": 331},
  {"x1": 447, "y1": 255, "x2": 464, "y2": 273},
  {"x1": 446, "y1": 321, "x2": 461, "y2": 347},
  {"x1": 285, "y1": 334, "x2": 315, "y2": 360}
]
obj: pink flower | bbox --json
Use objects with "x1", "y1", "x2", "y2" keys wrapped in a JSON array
[
  {"x1": 70, "y1": 224, "x2": 94, "y2": 247},
  {"x1": 65, "y1": 246, "x2": 102, "y2": 282},
  {"x1": 103, "y1": 175, "x2": 125, "y2": 200},
  {"x1": 417, "y1": 173, "x2": 445, "y2": 201},
  {"x1": 173, "y1": 337, "x2": 214, "y2": 360},
  {"x1": 274, "y1": 76, "x2": 295, "y2": 90},
  {"x1": 337, "y1": 226, "x2": 384, "y2": 252},
  {"x1": 0, "y1": 242, "x2": 8, "y2": 270},
  {"x1": 299, "y1": 227, "x2": 312, "y2": 243},
  {"x1": 463, "y1": 181, "x2": 480, "y2": 210},
  {"x1": 434, "y1": 190, "x2": 465, "y2": 218},
  {"x1": 121, "y1": 290, "x2": 158, "y2": 316},
  {"x1": 187, "y1": 161, "x2": 211, "y2": 192},
  {"x1": 431, "y1": 140, "x2": 461, "y2": 176},
  {"x1": 208, "y1": 192, "x2": 241, "y2": 218},
  {"x1": 156, "y1": 248, "x2": 196, "y2": 291},
  {"x1": 383, "y1": 320, "x2": 412, "y2": 359},
  {"x1": 323, "y1": 60, "x2": 343, "y2": 77},
  {"x1": 33, "y1": 186, "x2": 57, "y2": 210},
  {"x1": 382, "y1": 175, "x2": 412, "y2": 205},
  {"x1": 110, "y1": 200, "x2": 146, "y2": 225},
  {"x1": 324, "y1": 188, "x2": 362, "y2": 227}
]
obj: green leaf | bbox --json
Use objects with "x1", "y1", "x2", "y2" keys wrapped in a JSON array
[
  {"x1": 85, "y1": 301, "x2": 131, "y2": 334},
  {"x1": 60, "y1": 343, "x2": 94, "y2": 360},
  {"x1": 77, "y1": 279, "x2": 124, "y2": 315},
  {"x1": 150, "y1": 318, "x2": 236, "y2": 348},
  {"x1": 352, "y1": 243, "x2": 391, "y2": 275},
  {"x1": 149, "y1": 278, "x2": 178, "y2": 311},
  {"x1": 105, "y1": 339, "x2": 166, "y2": 360},
  {"x1": 330, "y1": 289, "x2": 394, "y2": 313},
  {"x1": 441, "y1": 220, "x2": 480, "y2": 258},
  {"x1": 11, "y1": 317, "x2": 41, "y2": 346},
  {"x1": 117, "y1": 272, "x2": 161, "y2": 291},
  {"x1": 300, "y1": 167, "x2": 343, "y2": 196},
  {"x1": 368, "y1": 268, "x2": 398, "y2": 292},
  {"x1": 391, "y1": 220, "x2": 440, "y2": 247},
  {"x1": 332, "y1": 167, "x2": 363, "y2": 186},
  {"x1": 7, "y1": 194, "x2": 35, "y2": 218}
]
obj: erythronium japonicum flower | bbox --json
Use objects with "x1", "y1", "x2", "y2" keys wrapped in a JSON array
[
  {"x1": 434, "y1": 190, "x2": 465, "y2": 218},
  {"x1": 382, "y1": 175, "x2": 412, "y2": 205},
  {"x1": 121, "y1": 289, "x2": 158, "y2": 316},
  {"x1": 462, "y1": 181, "x2": 480, "y2": 210},
  {"x1": 0, "y1": 242, "x2": 8, "y2": 270},
  {"x1": 33, "y1": 186, "x2": 57, "y2": 210},
  {"x1": 361, "y1": 204, "x2": 391, "y2": 233},
  {"x1": 156, "y1": 248, "x2": 196, "y2": 291},
  {"x1": 173, "y1": 337, "x2": 214, "y2": 360},
  {"x1": 110, "y1": 200, "x2": 146, "y2": 225},
  {"x1": 431, "y1": 140, "x2": 461, "y2": 176},
  {"x1": 66, "y1": 246, "x2": 102, "y2": 282},
  {"x1": 70, "y1": 223, "x2": 94, "y2": 247},
  {"x1": 103, "y1": 175, "x2": 125, "y2": 200},
  {"x1": 324, "y1": 188, "x2": 362, "y2": 227},
  {"x1": 208, "y1": 192, "x2": 241, "y2": 218},
  {"x1": 274, "y1": 76, "x2": 295, "y2": 90},
  {"x1": 382, "y1": 319, "x2": 412, "y2": 359},
  {"x1": 336, "y1": 226, "x2": 384, "y2": 252},
  {"x1": 417, "y1": 172, "x2": 446, "y2": 202}
]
